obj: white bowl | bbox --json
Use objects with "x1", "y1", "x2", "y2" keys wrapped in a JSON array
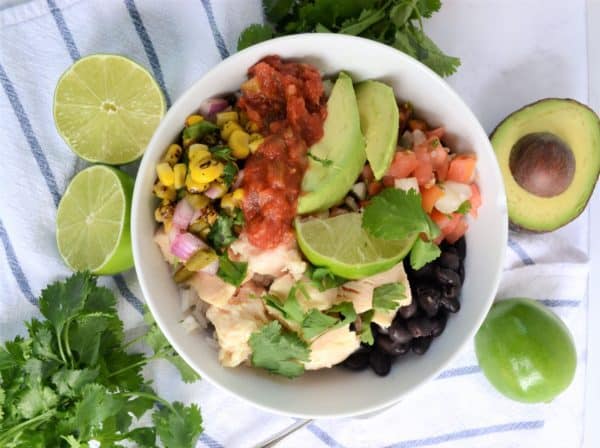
[{"x1": 132, "y1": 34, "x2": 508, "y2": 419}]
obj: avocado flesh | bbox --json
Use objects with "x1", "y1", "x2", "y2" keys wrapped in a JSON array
[
  {"x1": 491, "y1": 98, "x2": 600, "y2": 231},
  {"x1": 298, "y1": 72, "x2": 366, "y2": 214},
  {"x1": 355, "y1": 81, "x2": 399, "y2": 180}
]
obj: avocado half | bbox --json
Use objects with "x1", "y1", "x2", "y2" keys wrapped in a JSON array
[{"x1": 490, "y1": 98, "x2": 600, "y2": 232}]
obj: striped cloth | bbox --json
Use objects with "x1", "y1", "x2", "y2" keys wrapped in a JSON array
[{"x1": 0, "y1": 0, "x2": 592, "y2": 447}]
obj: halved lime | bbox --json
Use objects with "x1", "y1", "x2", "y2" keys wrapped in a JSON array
[
  {"x1": 56, "y1": 165, "x2": 134, "y2": 274},
  {"x1": 53, "y1": 54, "x2": 165, "y2": 164},
  {"x1": 295, "y1": 213, "x2": 417, "y2": 279}
]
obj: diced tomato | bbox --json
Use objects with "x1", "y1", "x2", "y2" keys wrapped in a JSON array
[
  {"x1": 429, "y1": 146, "x2": 449, "y2": 182},
  {"x1": 367, "y1": 181, "x2": 383, "y2": 196},
  {"x1": 414, "y1": 145, "x2": 435, "y2": 187},
  {"x1": 430, "y1": 210, "x2": 461, "y2": 242},
  {"x1": 408, "y1": 119, "x2": 427, "y2": 131},
  {"x1": 387, "y1": 150, "x2": 417, "y2": 179},
  {"x1": 421, "y1": 185, "x2": 444, "y2": 213},
  {"x1": 426, "y1": 127, "x2": 445, "y2": 139},
  {"x1": 382, "y1": 176, "x2": 396, "y2": 187},
  {"x1": 447, "y1": 155, "x2": 477, "y2": 183},
  {"x1": 361, "y1": 164, "x2": 375, "y2": 183},
  {"x1": 446, "y1": 218, "x2": 468, "y2": 244},
  {"x1": 469, "y1": 183, "x2": 481, "y2": 217}
]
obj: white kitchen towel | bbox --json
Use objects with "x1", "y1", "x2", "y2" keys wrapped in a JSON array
[{"x1": 0, "y1": 0, "x2": 592, "y2": 447}]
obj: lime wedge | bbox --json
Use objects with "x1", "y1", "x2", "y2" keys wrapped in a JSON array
[
  {"x1": 53, "y1": 54, "x2": 165, "y2": 164},
  {"x1": 295, "y1": 213, "x2": 417, "y2": 279},
  {"x1": 56, "y1": 165, "x2": 134, "y2": 274}
]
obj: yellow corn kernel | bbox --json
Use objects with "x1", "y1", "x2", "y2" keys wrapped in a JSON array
[
  {"x1": 187, "y1": 144, "x2": 211, "y2": 162},
  {"x1": 162, "y1": 143, "x2": 183, "y2": 166},
  {"x1": 205, "y1": 206, "x2": 218, "y2": 225},
  {"x1": 220, "y1": 121, "x2": 243, "y2": 141},
  {"x1": 186, "y1": 193, "x2": 210, "y2": 210},
  {"x1": 249, "y1": 132, "x2": 263, "y2": 142},
  {"x1": 239, "y1": 110, "x2": 249, "y2": 126},
  {"x1": 185, "y1": 114, "x2": 204, "y2": 126},
  {"x1": 241, "y1": 77, "x2": 260, "y2": 93},
  {"x1": 163, "y1": 219, "x2": 173, "y2": 233},
  {"x1": 190, "y1": 159, "x2": 224, "y2": 184},
  {"x1": 248, "y1": 137, "x2": 264, "y2": 154},
  {"x1": 188, "y1": 218, "x2": 210, "y2": 237},
  {"x1": 220, "y1": 193, "x2": 236, "y2": 213},
  {"x1": 173, "y1": 163, "x2": 187, "y2": 189},
  {"x1": 153, "y1": 182, "x2": 176, "y2": 201},
  {"x1": 245, "y1": 121, "x2": 260, "y2": 133},
  {"x1": 228, "y1": 129, "x2": 250, "y2": 159},
  {"x1": 216, "y1": 111, "x2": 239, "y2": 127},
  {"x1": 185, "y1": 174, "x2": 209, "y2": 194},
  {"x1": 154, "y1": 201, "x2": 175, "y2": 222},
  {"x1": 232, "y1": 188, "x2": 245, "y2": 202},
  {"x1": 156, "y1": 162, "x2": 175, "y2": 187}
]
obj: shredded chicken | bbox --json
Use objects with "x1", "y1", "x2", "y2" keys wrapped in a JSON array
[{"x1": 304, "y1": 325, "x2": 360, "y2": 370}]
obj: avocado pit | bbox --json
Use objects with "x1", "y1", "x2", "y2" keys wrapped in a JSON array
[{"x1": 509, "y1": 132, "x2": 575, "y2": 197}]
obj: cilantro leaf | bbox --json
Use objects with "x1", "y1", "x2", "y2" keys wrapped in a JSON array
[
  {"x1": 0, "y1": 386, "x2": 5, "y2": 422},
  {"x1": 301, "y1": 309, "x2": 338, "y2": 339},
  {"x1": 237, "y1": 23, "x2": 275, "y2": 50},
  {"x1": 362, "y1": 188, "x2": 440, "y2": 240},
  {"x1": 262, "y1": 287, "x2": 305, "y2": 324},
  {"x1": 306, "y1": 265, "x2": 347, "y2": 291},
  {"x1": 307, "y1": 151, "x2": 333, "y2": 167},
  {"x1": 182, "y1": 120, "x2": 218, "y2": 142},
  {"x1": 26, "y1": 320, "x2": 59, "y2": 362},
  {"x1": 264, "y1": 0, "x2": 295, "y2": 22},
  {"x1": 75, "y1": 384, "x2": 122, "y2": 440},
  {"x1": 126, "y1": 427, "x2": 157, "y2": 446},
  {"x1": 329, "y1": 301, "x2": 357, "y2": 326},
  {"x1": 456, "y1": 200, "x2": 472, "y2": 215},
  {"x1": 207, "y1": 214, "x2": 237, "y2": 252},
  {"x1": 249, "y1": 321, "x2": 310, "y2": 378},
  {"x1": 373, "y1": 282, "x2": 406, "y2": 311},
  {"x1": 222, "y1": 161, "x2": 239, "y2": 188},
  {"x1": 410, "y1": 238, "x2": 441, "y2": 270},
  {"x1": 217, "y1": 253, "x2": 248, "y2": 287},
  {"x1": 153, "y1": 402, "x2": 203, "y2": 448},
  {"x1": 358, "y1": 310, "x2": 375, "y2": 345},
  {"x1": 16, "y1": 385, "x2": 58, "y2": 419},
  {"x1": 39, "y1": 271, "x2": 93, "y2": 335},
  {"x1": 51, "y1": 368, "x2": 99, "y2": 397},
  {"x1": 68, "y1": 312, "x2": 112, "y2": 366},
  {"x1": 417, "y1": 0, "x2": 442, "y2": 18}
]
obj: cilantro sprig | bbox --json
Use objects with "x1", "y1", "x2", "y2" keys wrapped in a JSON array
[
  {"x1": 0, "y1": 272, "x2": 202, "y2": 447},
  {"x1": 237, "y1": 0, "x2": 460, "y2": 77}
]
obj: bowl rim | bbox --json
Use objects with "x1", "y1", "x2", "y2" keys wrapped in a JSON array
[{"x1": 132, "y1": 32, "x2": 508, "y2": 419}]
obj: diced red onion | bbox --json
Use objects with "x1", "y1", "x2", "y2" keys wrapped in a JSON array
[
  {"x1": 233, "y1": 169, "x2": 244, "y2": 189},
  {"x1": 204, "y1": 185, "x2": 224, "y2": 200},
  {"x1": 200, "y1": 259, "x2": 219, "y2": 276},
  {"x1": 172, "y1": 199, "x2": 195, "y2": 230},
  {"x1": 198, "y1": 98, "x2": 229, "y2": 118},
  {"x1": 167, "y1": 225, "x2": 181, "y2": 244},
  {"x1": 170, "y1": 232, "x2": 206, "y2": 261}
]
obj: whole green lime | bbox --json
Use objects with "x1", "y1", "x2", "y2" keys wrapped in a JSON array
[{"x1": 475, "y1": 298, "x2": 576, "y2": 403}]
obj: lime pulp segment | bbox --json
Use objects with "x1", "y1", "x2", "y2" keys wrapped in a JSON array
[
  {"x1": 53, "y1": 54, "x2": 165, "y2": 164},
  {"x1": 56, "y1": 165, "x2": 134, "y2": 274},
  {"x1": 295, "y1": 213, "x2": 417, "y2": 279}
]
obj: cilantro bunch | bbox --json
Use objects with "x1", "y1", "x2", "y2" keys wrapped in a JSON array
[
  {"x1": 0, "y1": 272, "x2": 202, "y2": 447},
  {"x1": 238, "y1": 0, "x2": 460, "y2": 77}
]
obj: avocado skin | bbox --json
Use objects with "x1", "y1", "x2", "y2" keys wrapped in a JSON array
[{"x1": 490, "y1": 98, "x2": 600, "y2": 232}]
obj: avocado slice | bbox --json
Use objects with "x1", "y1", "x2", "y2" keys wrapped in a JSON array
[
  {"x1": 355, "y1": 80, "x2": 400, "y2": 180},
  {"x1": 298, "y1": 72, "x2": 366, "y2": 214},
  {"x1": 491, "y1": 98, "x2": 599, "y2": 231}
]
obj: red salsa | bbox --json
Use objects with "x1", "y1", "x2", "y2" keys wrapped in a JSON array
[{"x1": 238, "y1": 56, "x2": 327, "y2": 249}]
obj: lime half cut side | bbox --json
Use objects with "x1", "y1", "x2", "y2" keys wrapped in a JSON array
[
  {"x1": 53, "y1": 54, "x2": 165, "y2": 164},
  {"x1": 56, "y1": 165, "x2": 134, "y2": 275},
  {"x1": 295, "y1": 213, "x2": 417, "y2": 279}
]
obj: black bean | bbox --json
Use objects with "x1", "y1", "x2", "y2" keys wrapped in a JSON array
[
  {"x1": 343, "y1": 350, "x2": 370, "y2": 370},
  {"x1": 397, "y1": 299, "x2": 418, "y2": 319},
  {"x1": 454, "y1": 237, "x2": 466, "y2": 260},
  {"x1": 376, "y1": 335, "x2": 410, "y2": 356},
  {"x1": 435, "y1": 266, "x2": 461, "y2": 286},
  {"x1": 458, "y1": 264, "x2": 465, "y2": 283},
  {"x1": 437, "y1": 251, "x2": 460, "y2": 271},
  {"x1": 442, "y1": 284, "x2": 460, "y2": 300},
  {"x1": 431, "y1": 313, "x2": 448, "y2": 337},
  {"x1": 369, "y1": 350, "x2": 392, "y2": 376},
  {"x1": 388, "y1": 321, "x2": 413, "y2": 344},
  {"x1": 407, "y1": 317, "x2": 436, "y2": 338},
  {"x1": 440, "y1": 296, "x2": 461, "y2": 313},
  {"x1": 416, "y1": 287, "x2": 440, "y2": 317},
  {"x1": 412, "y1": 336, "x2": 433, "y2": 355},
  {"x1": 411, "y1": 263, "x2": 436, "y2": 281}
]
